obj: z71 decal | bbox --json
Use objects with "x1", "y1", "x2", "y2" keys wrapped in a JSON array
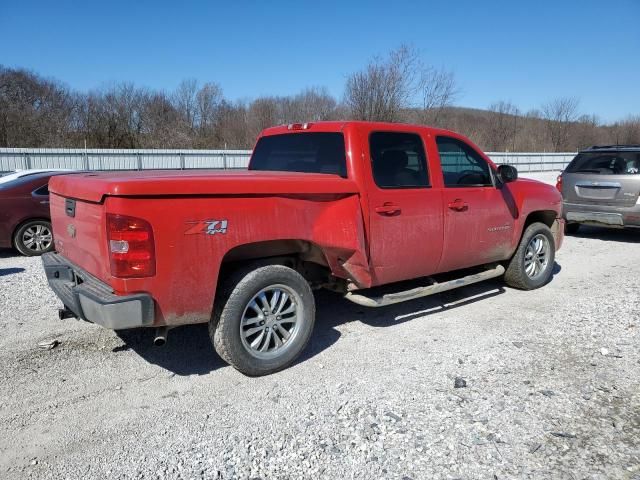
[{"x1": 185, "y1": 220, "x2": 228, "y2": 235}]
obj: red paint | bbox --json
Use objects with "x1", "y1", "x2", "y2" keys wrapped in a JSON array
[{"x1": 48, "y1": 122, "x2": 564, "y2": 326}]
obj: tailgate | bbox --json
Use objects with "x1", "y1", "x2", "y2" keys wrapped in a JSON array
[
  {"x1": 562, "y1": 173, "x2": 640, "y2": 207},
  {"x1": 50, "y1": 192, "x2": 110, "y2": 282}
]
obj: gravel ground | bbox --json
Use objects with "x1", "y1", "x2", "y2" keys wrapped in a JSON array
[{"x1": 1, "y1": 172, "x2": 639, "y2": 480}]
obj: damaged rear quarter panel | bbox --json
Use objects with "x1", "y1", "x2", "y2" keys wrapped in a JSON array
[{"x1": 105, "y1": 193, "x2": 369, "y2": 326}]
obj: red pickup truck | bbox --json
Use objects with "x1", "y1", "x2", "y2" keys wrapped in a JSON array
[{"x1": 43, "y1": 122, "x2": 564, "y2": 375}]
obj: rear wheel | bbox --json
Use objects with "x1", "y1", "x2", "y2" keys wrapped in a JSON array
[
  {"x1": 504, "y1": 222, "x2": 555, "y2": 290},
  {"x1": 210, "y1": 264, "x2": 315, "y2": 376},
  {"x1": 565, "y1": 222, "x2": 580, "y2": 234},
  {"x1": 13, "y1": 220, "x2": 54, "y2": 256}
]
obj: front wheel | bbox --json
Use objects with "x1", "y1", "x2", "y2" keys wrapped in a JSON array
[
  {"x1": 504, "y1": 222, "x2": 556, "y2": 290},
  {"x1": 210, "y1": 265, "x2": 315, "y2": 376},
  {"x1": 13, "y1": 220, "x2": 54, "y2": 256}
]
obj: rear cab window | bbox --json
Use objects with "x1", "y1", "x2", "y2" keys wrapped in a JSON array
[
  {"x1": 369, "y1": 132, "x2": 429, "y2": 189},
  {"x1": 249, "y1": 132, "x2": 347, "y2": 177},
  {"x1": 565, "y1": 151, "x2": 640, "y2": 175},
  {"x1": 436, "y1": 136, "x2": 493, "y2": 187}
]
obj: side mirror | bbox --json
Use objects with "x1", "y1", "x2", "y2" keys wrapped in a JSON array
[{"x1": 497, "y1": 164, "x2": 518, "y2": 184}]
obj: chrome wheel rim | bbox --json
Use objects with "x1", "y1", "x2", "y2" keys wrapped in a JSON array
[
  {"x1": 524, "y1": 234, "x2": 550, "y2": 279},
  {"x1": 240, "y1": 284, "x2": 301, "y2": 359},
  {"x1": 22, "y1": 224, "x2": 53, "y2": 252}
]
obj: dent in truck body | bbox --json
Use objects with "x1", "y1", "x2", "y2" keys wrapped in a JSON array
[{"x1": 102, "y1": 193, "x2": 369, "y2": 327}]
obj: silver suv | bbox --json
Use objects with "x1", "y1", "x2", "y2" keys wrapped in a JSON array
[{"x1": 558, "y1": 145, "x2": 640, "y2": 233}]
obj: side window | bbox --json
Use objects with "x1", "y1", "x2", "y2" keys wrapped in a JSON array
[
  {"x1": 436, "y1": 137, "x2": 493, "y2": 187},
  {"x1": 33, "y1": 184, "x2": 49, "y2": 195},
  {"x1": 370, "y1": 132, "x2": 429, "y2": 189}
]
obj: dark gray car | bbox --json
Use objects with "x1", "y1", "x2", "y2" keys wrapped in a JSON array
[{"x1": 558, "y1": 145, "x2": 640, "y2": 233}]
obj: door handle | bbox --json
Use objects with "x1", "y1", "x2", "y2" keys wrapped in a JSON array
[
  {"x1": 447, "y1": 199, "x2": 468, "y2": 211},
  {"x1": 40, "y1": 200, "x2": 50, "y2": 205},
  {"x1": 375, "y1": 203, "x2": 401, "y2": 216}
]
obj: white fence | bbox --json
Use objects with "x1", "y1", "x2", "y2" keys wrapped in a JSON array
[
  {"x1": 486, "y1": 152, "x2": 575, "y2": 172},
  {"x1": 0, "y1": 148, "x2": 575, "y2": 173},
  {"x1": 0, "y1": 148, "x2": 252, "y2": 172}
]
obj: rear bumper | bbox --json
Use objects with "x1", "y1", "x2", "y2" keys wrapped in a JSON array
[
  {"x1": 563, "y1": 202, "x2": 640, "y2": 228},
  {"x1": 42, "y1": 252, "x2": 154, "y2": 330}
]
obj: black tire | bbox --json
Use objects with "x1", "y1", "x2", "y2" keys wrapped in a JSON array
[
  {"x1": 504, "y1": 222, "x2": 556, "y2": 290},
  {"x1": 565, "y1": 222, "x2": 580, "y2": 235},
  {"x1": 13, "y1": 220, "x2": 54, "y2": 257},
  {"x1": 209, "y1": 264, "x2": 315, "y2": 376}
]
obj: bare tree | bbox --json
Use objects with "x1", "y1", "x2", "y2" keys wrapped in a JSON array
[
  {"x1": 247, "y1": 97, "x2": 280, "y2": 140},
  {"x1": 290, "y1": 87, "x2": 337, "y2": 121},
  {"x1": 215, "y1": 100, "x2": 250, "y2": 148},
  {"x1": 193, "y1": 82, "x2": 223, "y2": 146},
  {"x1": 0, "y1": 66, "x2": 77, "y2": 147},
  {"x1": 1, "y1": 64, "x2": 637, "y2": 152},
  {"x1": 572, "y1": 114, "x2": 602, "y2": 150},
  {"x1": 418, "y1": 67, "x2": 458, "y2": 126},
  {"x1": 541, "y1": 97, "x2": 580, "y2": 151},
  {"x1": 344, "y1": 45, "x2": 457, "y2": 124},
  {"x1": 83, "y1": 83, "x2": 148, "y2": 148},
  {"x1": 485, "y1": 101, "x2": 521, "y2": 151},
  {"x1": 344, "y1": 44, "x2": 420, "y2": 122},
  {"x1": 611, "y1": 115, "x2": 640, "y2": 145},
  {"x1": 141, "y1": 92, "x2": 188, "y2": 148},
  {"x1": 173, "y1": 78, "x2": 198, "y2": 131}
]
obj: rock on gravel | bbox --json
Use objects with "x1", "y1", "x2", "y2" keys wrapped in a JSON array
[{"x1": 0, "y1": 225, "x2": 639, "y2": 480}]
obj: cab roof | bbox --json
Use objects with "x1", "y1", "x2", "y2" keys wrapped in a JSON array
[{"x1": 260, "y1": 121, "x2": 461, "y2": 138}]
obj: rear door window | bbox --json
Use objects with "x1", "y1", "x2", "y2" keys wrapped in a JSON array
[
  {"x1": 565, "y1": 152, "x2": 640, "y2": 175},
  {"x1": 249, "y1": 132, "x2": 347, "y2": 177},
  {"x1": 369, "y1": 132, "x2": 429, "y2": 189}
]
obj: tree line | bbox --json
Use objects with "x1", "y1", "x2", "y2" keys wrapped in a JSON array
[{"x1": 1, "y1": 45, "x2": 638, "y2": 151}]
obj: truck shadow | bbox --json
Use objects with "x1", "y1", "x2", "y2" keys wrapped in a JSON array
[
  {"x1": 297, "y1": 279, "x2": 508, "y2": 366},
  {"x1": 295, "y1": 261, "x2": 559, "y2": 367},
  {"x1": 115, "y1": 324, "x2": 224, "y2": 376},
  {"x1": 0, "y1": 267, "x2": 25, "y2": 277},
  {"x1": 117, "y1": 263, "x2": 561, "y2": 376}
]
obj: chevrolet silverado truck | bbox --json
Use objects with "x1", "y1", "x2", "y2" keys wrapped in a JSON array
[{"x1": 42, "y1": 122, "x2": 564, "y2": 376}]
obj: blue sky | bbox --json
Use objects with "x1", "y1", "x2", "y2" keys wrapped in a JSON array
[{"x1": 1, "y1": 0, "x2": 639, "y2": 122}]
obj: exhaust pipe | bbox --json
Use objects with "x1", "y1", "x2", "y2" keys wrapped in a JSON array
[
  {"x1": 153, "y1": 326, "x2": 169, "y2": 347},
  {"x1": 58, "y1": 308, "x2": 76, "y2": 320}
]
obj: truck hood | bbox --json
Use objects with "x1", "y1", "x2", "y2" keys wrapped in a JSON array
[{"x1": 49, "y1": 170, "x2": 359, "y2": 203}]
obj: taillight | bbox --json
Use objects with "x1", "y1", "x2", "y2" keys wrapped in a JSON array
[
  {"x1": 556, "y1": 174, "x2": 563, "y2": 192},
  {"x1": 107, "y1": 214, "x2": 156, "y2": 278}
]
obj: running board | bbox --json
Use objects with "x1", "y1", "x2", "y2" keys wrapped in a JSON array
[{"x1": 344, "y1": 264, "x2": 505, "y2": 308}]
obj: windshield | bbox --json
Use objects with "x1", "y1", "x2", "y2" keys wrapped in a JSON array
[
  {"x1": 249, "y1": 133, "x2": 347, "y2": 177},
  {"x1": 565, "y1": 151, "x2": 640, "y2": 175}
]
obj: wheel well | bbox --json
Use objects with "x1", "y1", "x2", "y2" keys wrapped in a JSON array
[
  {"x1": 217, "y1": 240, "x2": 333, "y2": 288},
  {"x1": 11, "y1": 217, "x2": 51, "y2": 247},
  {"x1": 523, "y1": 210, "x2": 556, "y2": 229}
]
